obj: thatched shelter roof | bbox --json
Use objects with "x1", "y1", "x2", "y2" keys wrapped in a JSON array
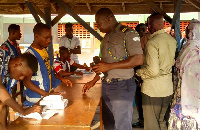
[{"x1": 0, "y1": 0, "x2": 199, "y2": 15}]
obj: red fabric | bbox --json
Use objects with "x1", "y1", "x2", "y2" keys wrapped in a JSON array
[
  {"x1": 54, "y1": 60, "x2": 64, "y2": 73},
  {"x1": 0, "y1": 39, "x2": 21, "y2": 55}
]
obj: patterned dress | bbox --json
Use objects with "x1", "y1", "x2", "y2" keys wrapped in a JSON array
[
  {"x1": 0, "y1": 48, "x2": 11, "y2": 87},
  {"x1": 168, "y1": 21, "x2": 200, "y2": 130}
]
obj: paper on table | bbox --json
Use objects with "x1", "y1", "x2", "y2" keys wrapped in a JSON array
[
  {"x1": 17, "y1": 112, "x2": 42, "y2": 120},
  {"x1": 16, "y1": 110, "x2": 58, "y2": 120},
  {"x1": 40, "y1": 95, "x2": 68, "y2": 109},
  {"x1": 41, "y1": 110, "x2": 58, "y2": 119},
  {"x1": 43, "y1": 95, "x2": 63, "y2": 101},
  {"x1": 70, "y1": 74, "x2": 83, "y2": 77},
  {"x1": 82, "y1": 70, "x2": 93, "y2": 74},
  {"x1": 76, "y1": 69, "x2": 93, "y2": 74}
]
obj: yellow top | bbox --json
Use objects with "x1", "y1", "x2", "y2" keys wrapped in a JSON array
[
  {"x1": 137, "y1": 29, "x2": 177, "y2": 97},
  {"x1": 33, "y1": 47, "x2": 52, "y2": 92}
]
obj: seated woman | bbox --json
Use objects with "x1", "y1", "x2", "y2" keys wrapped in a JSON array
[{"x1": 168, "y1": 19, "x2": 200, "y2": 129}]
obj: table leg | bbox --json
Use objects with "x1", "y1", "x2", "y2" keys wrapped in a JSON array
[{"x1": 100, "y1": 97, "x2": 103, "y2": 130}]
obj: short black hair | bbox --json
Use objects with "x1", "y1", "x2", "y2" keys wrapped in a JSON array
[
  {"x1": 135, "y1": 23, "x2": 146, "y2": 33},
  {"x1": 148, "y1": 13, "x2": 163, "y2": 25},
  {"x1": 65, "y1": 22, "x2": 73, "y2": 28},
  {"x1": 8, "y1": 24, "x2": 20, "y2": 33},
  {"x1": 33, "y1": 23, "x2": 50, "y2": 34},
  {"x1": 59, "y1": 46, "x2": 70, "y2": 55},
  {"x1": 96, "y1": 8, "x2": 114, "y2": 17},
  {"x1": 20, "y1": 53, "x2": 38, "y2": 73}
]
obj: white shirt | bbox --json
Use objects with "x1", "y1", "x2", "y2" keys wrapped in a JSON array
[{"x1": 59, "y1": 35, "x2": 80, "y2": 64}]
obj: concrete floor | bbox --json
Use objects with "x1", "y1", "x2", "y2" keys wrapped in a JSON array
[{"x1": 91, "y1": 106, "x2": 144, "y2": 130}]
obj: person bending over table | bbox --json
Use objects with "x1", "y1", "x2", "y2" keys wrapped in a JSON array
[{"x1": 0, "y1": 52, "x2": 42, "y2": 129}]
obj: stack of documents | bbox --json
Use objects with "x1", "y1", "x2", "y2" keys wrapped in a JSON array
[
  {"x1": 16, "y1": 95, "x2": 68, "y2": 120},
  {"x1": 40, "y1": 95, "x2": 68, "y2": 109}
]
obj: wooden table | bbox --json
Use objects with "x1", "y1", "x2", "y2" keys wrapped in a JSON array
[
  {"x1": 7, "y1": 74, "x2": 102, "y2": 130},
  {"x1": 67, "y1": 73, "x2": 101, "y2": 84}
]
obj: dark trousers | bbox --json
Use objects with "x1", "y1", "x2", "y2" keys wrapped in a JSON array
[
  {"x1": 142, "y1": 93, "x2": 172, "y2": 130},
  {"x1": 135, "y1": 86, "x2": 144, "y2": 123},
  {"x1": 102, "y1": 78, "x2": 136, "y2": 130}
]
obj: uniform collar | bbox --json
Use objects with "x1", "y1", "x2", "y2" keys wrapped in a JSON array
[
  {"x1": 149, "y1": 29, "x2": 165, "y2": 39},
  {"x1": 108, "y1": 23, "x2": 122, "y2": 34}
]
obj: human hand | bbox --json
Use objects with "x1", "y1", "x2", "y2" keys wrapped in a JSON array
[
  {"x1": 136, "y1": 69, "x2": 141, "y2": 77},
  {"x1": 75, "y1": 71, "x2": 83, "y2": 76},
  {"x1": 49, "y1": 88, "x2": 60, "y2": 95},
  {"x1": 49, "y1": 91, "x2": 60, "y2": 95},
  {"x1": 23, "y1": 105, "x2": 42, "y2": 115},
  {"x1": 62, "y1": 78, "x2": 73, "y2": 87},
  {"x1": 82, "y1": 81, "x2": 95, "y2": 94},
  {"x1": 92, "y1": 63, "x2": 110, "y2": 73},
  {"x1": 85, "y1": 67, "x2": 91, "y2": 71}
]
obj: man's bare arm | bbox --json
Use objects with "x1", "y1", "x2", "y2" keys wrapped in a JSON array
[
  {"x1": 82, "y1": 74, "x2": 100, "y2": 94},
  {"x1": 0, "y1": 76, "x2": 15, "y2": 103},
  {"x1": 73, "y1": 63, "x2": 90, "y2": 71},
  {"x1": 93, "y1": 54, "x2": 143, "y2": 73},
  {"x1": 0, "y1": 76, "x2": 42, "y2": 115},
  {"x1": 55, "y1": 73, "x2": 73, "y2": 87},
  {"x1": 57, "y1": 70, "x2": 74, "y2": 77}
]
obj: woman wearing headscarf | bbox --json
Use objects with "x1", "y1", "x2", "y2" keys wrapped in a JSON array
[{"x1": 168, "y1": 19, "x2": 200, "y2": 129}]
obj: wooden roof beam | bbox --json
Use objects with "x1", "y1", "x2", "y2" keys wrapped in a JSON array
[
  {"x1": 55, "y1": 0, "x2": 103, "y2": 41},
  {"x1": 122, "y1": 3, "x2": 125, "y2": 12},
  {"x1": 160, "y1": 2, "x2": 163, "y2": 10},
  {"x1": 61, "y1": 0, "x2": 172, "y2": 3},
  {"x1": 17, "y1": 3, "x2": 24, "y2": 11},
  {"x1": 25, "y1": 1, "x2": 41, "y2": 23},
  {"x1": 187, "y1": 0, "x2": 200, "y2": 10},
  {"x1": 51, "y1": 10, "x2": 66, "y2": 26},
  {"x1": 51, "y1": 3, "x2": 57, "y2": 12},
  {"x1": 31, "y1": 3, "x2": 46, "y2": 21},
  {"x1": 68, "y1": 2, "x2": 77, "y2": 9},
  {"x1": 0, "y1": 0, "x2": 175, "y2": 4},
  {"x1": 86, "y1": 3, "x2": 91, "y2": 12},
  {"x1": 145, "y1": 1, "x2": 172, "y2": 24}
]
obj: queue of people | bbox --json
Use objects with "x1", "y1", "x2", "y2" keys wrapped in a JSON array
[{"x1": 0, "y1": 7, "x2": 199, "y2": 130}]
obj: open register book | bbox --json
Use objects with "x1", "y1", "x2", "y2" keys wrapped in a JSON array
[{"x1": 16, "y1": 95, "x2": 68, "y2": 120}]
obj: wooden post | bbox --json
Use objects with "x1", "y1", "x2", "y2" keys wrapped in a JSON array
[
  {"x1": 171, "y1": 0, "x2": 183, "y2": 51},
  {"x1": 100, "y1": 97, "x2": 103, "y2": 130},
  {"x1": 45, "y1": 4, "x2": 54, "y2": 61}
]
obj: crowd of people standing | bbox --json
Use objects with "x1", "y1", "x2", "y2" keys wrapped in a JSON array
[{"x1": 0, "y1": 7, "x2": 199, "y2": 130}]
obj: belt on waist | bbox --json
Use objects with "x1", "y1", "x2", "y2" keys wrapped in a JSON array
[{"x1": 103, "y1": 78, "x2": 126, "y2": 83}]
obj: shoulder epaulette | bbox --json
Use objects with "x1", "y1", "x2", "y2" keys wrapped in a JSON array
[{"x1": 120, "y1": 25, "x2": 129, "y2": 33}]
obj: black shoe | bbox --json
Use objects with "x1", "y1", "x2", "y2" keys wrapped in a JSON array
[
  {"x1": 132, "y1": 122, "x2": 144, "y2": 128},
  {"x1": 91, "y1": 119, "x2": 99, "y2": 126}
]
